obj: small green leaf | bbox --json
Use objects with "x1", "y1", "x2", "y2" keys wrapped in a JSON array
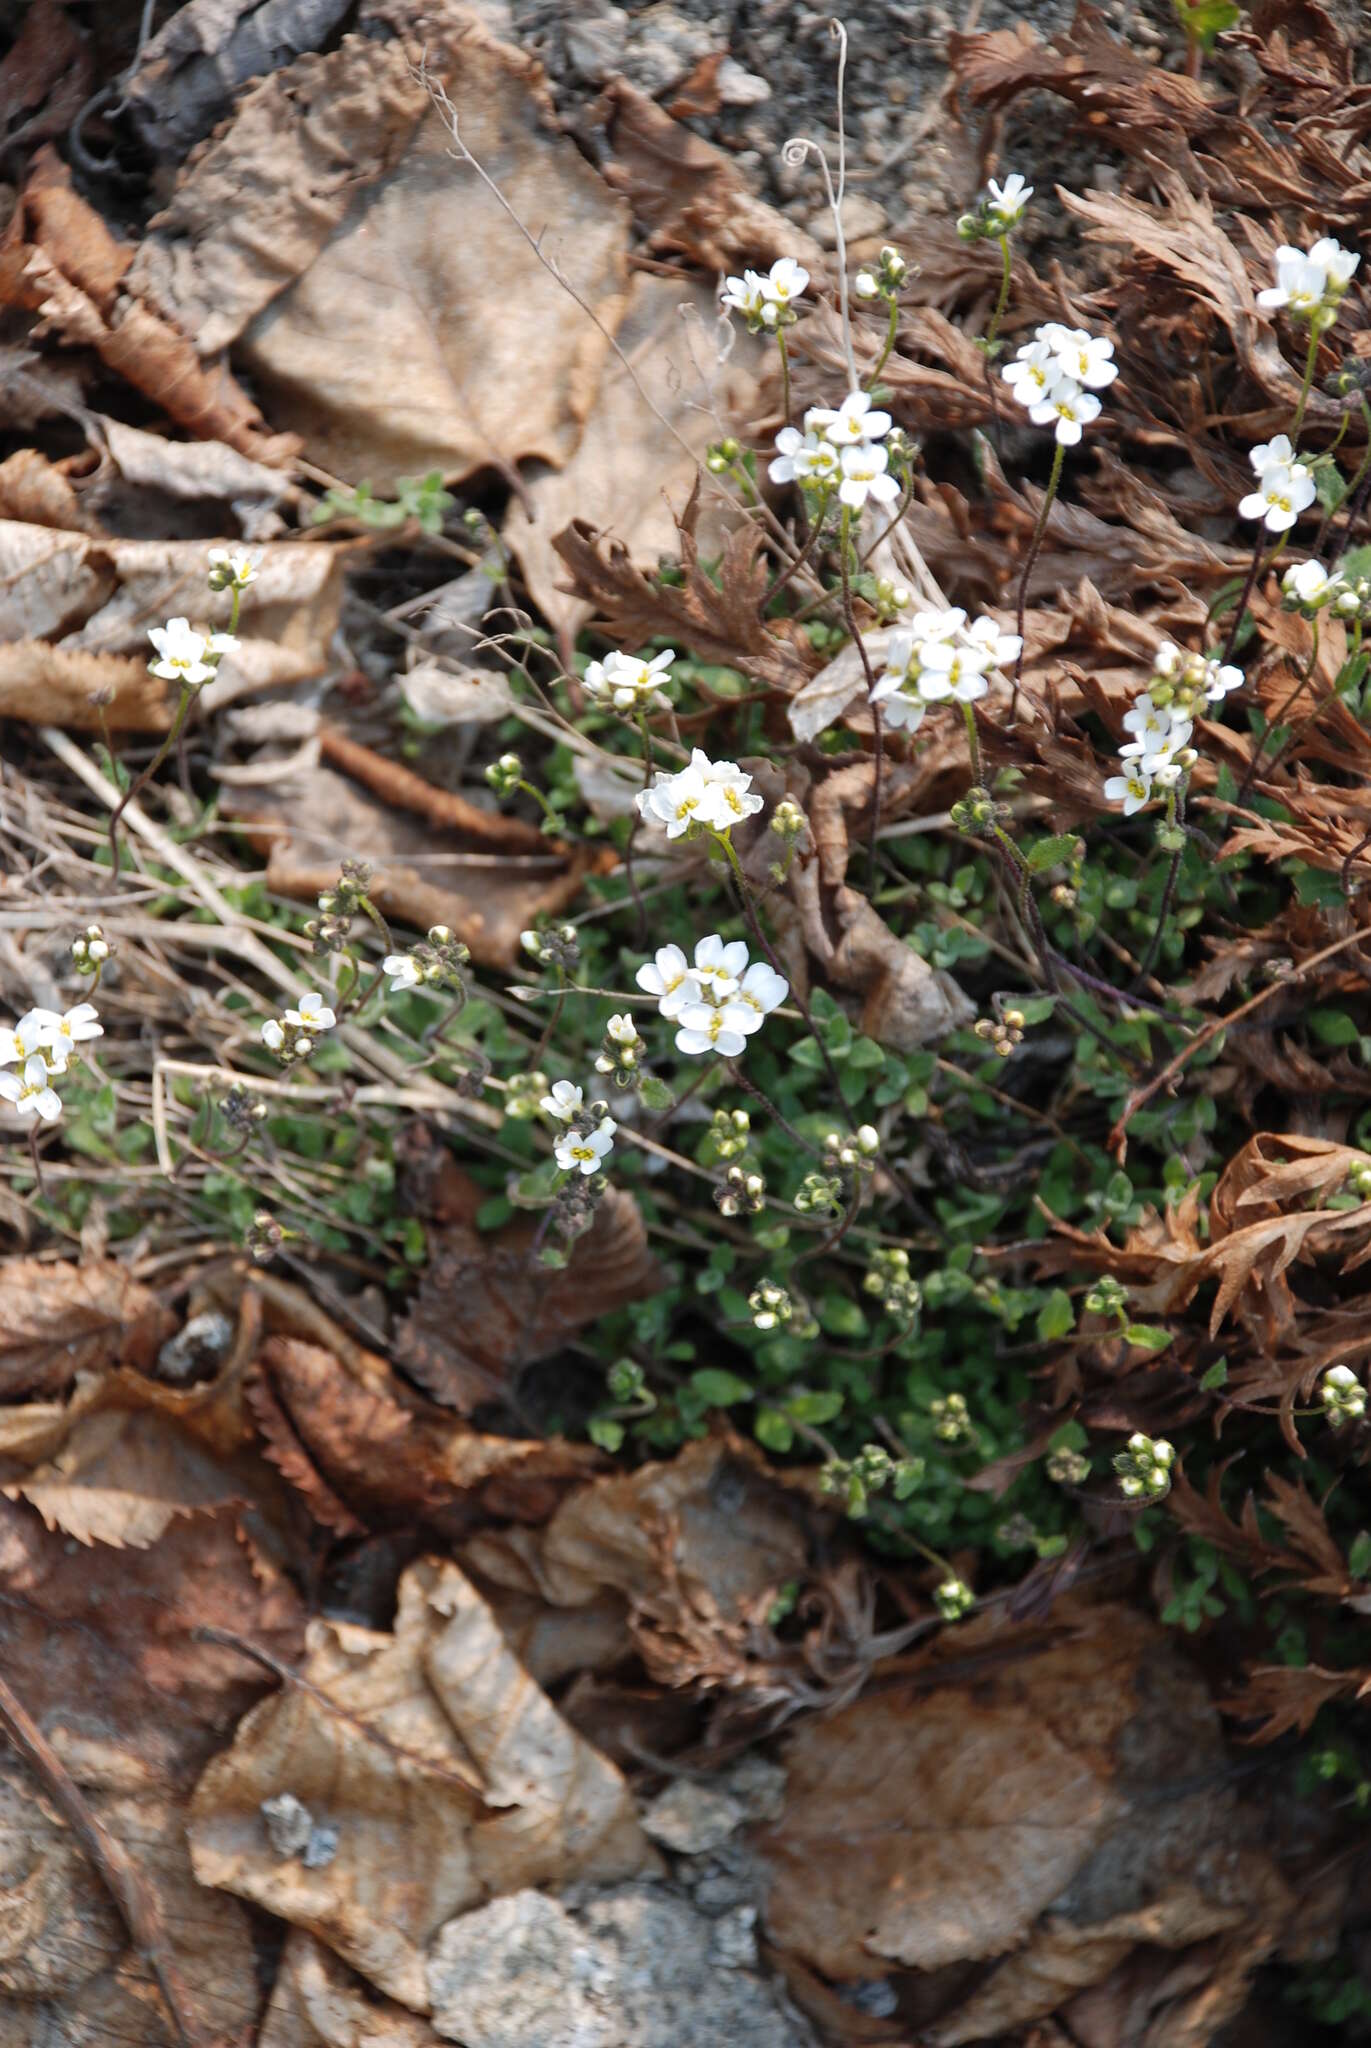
[
  {"x1": 755, "y1": 1408, "x2": 795, "y2": 1453},
  {"x1": 1016, "y1": 995, "x2": 1057, "y2": 1026},
  {"x1": 1348, "y1": 1530, "x2": 1371, "y2": 1580},
  {"x1": 588, "y1": 1416, "x2": 625, "y2": 1453},
  {"x1": 1175, "y1": 0, "x2": 1239, "y2": 47},
  {"x1": 1200, "y1": 1358, "x2": 1228, "y2": 1391},
  {"x1": 1035, "y1": 1288, "x2": 1076, "y2": 1342},
  {"x1": 1027, "y1": 833, "x2": 1081, "y2": 874},
  {"x1": 784, "y1": 1390, "x2": 844, "y2": 1426},
  {"x1": 1309, "y1": 1008, "x2": 1360, "y2": 1048},
  {"x1": 638, "y1": 1075, "x2": 673, "y2": 1110},
  {"x1": 690, "y1": 1368, "x2": 753, "y2": 1407},
  {"x1": 1124, "y1": 1323, "x2": 1173, "y2": 1352}
]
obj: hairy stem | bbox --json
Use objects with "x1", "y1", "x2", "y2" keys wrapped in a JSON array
[{"x1": 1010, "y1": 439, "x2": 1066, "y2": 721}]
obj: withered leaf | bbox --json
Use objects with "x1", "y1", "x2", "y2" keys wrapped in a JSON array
[
  {"x1": 188, "y1": 1557, "x2": 655, "y2": 2013},
  {"x1": 0, "y1": 1258, "x2": 174, "y2": 1399},
  {"x1": 4, "y1": 1407, "x2": 244, "y2": 1550},
  {"x1": 1225, "y1": 1662, "x2": 1367, "y2": 1742},
  {"x1": 259, "y1": 1932, "x2": 444, "y2": 2048}
]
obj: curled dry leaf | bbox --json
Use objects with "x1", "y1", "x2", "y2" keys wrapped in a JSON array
[
  {"x1": 595, "y1": 77, "x2": 826, "y2": 277},
  {"x1": 0, "y1": 1496, "x2": 303, "y2": 2048},
  {"x1": 394, "y1": 1180, "x2": 661, "y2": 1413},
  {"x1": 505, "y1": 272, "x2": 763, "y2": 653},
  {"x1": 188, "y1": 1557, "x2": 655, "y2": 2013},
  {"x1": 260, "y1": 1932, "x2": 444, "y2": 2048},
  {"x1": 125, "y1": 0, "x2": 355, "y2": 158},
  {"x1": 0, "y1": 1257, "x2": 174, "y2": 1399},
  {"x1": 135, "y1": 15, "x2": 629, "y2": 487},
  {"x1": 0, "y1": 147, "x2": 297, "y2": 464},
  {"x1": 0, "y1": 446, "x2": 93, "y2": 530},
  {"x1": 0, "y1": 520, "x2": 344, "y2": 731}
]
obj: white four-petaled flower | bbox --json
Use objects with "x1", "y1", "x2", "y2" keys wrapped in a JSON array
[
  {"x1": 807, "y1": 390, "x2": 892, "y2": 445},
  {"x1": 636, "y1": 750, "x2": 762, "y2": 837},
  {"x1": 838, "y1": 441, "x2": 899, "y2": 510},
  {"x1": 0, "y1": 1054, "x2": 63, "y2": 1123},
  {"x1": 147, "y1": 617, "x2": 215, "y2": 685},
  {"x1": 383, "y1": 954, "x2": 423, "y2": 991},
  {"x1": 985, "y1": 172, "x2": 1033, "y2": 227},
  {"x1": 1238, "y1": 463, "x2": 1317, "y2": 532},
  {"x1": 540, "y1": 1079, "x2": 584, "y2": 1122},
  {"x1": 554, "y1": 1116, "x2": 616, "y2": 1175},
  {"x1": 283, "y1": 993, "x2": 337, "y2": 1031},
  {"x1": 583, "y1": 648, "x2": 675, "y2": 712}
]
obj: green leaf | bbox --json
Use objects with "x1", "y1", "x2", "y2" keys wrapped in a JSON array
[
  {"x1": 638, "y1": 1075, "x2": 674, "y2": 1110},
  {"x1": 1348, "y1": 1530, "x2": 1371, "y2": 1580},
  {"x1": 1027, "y1": 832, "x2": 1081, "y2": 873},
  {"x1": 1200, "y1": 1358, "x2": 1228, "y2": 1391},
  {"x1": 1175, "y1": 0, "x2": 1239, "y2": 47},
  {"x1": 784, "y1": 1390, "x2": 844, "y2": 1426},
  {"x1": 1309, "y1": 1008, "x2": 1360, "y2": 1047},
  {"x1": 510, "y1": 1158, "x2": 563, "y2": 1207},
  {"x1": 1035, "y1": 1288, "x2": 1076, "y2": 1342},
  {"x1": 1016, "y1": 995, "x2": 1057, "y2": 1026},
  {"x1": 817, "y1": 1293, "x2": 868, "y2": 1339},
  {"x1": 588, "y1": 1416, "x2": 625, "y2": 1453},
  {"x1": 755, "y1": 1408, "x2": 795, "y2": 1453},
  {"x1": 1125, "y1": 1323, "x2": 1173, "y2": 1352},
  {"x1": 690, "y1": 1368, "x2": 753, "y2": 1407},
  {"x1": 1049, "y1": 1420, "x2": 1088, "y2": 1453}
]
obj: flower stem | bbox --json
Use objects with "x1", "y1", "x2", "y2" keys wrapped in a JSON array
[
  {"x1": 836, "y1": 503, "x2": 882, "y2": 879},
  {"x1": 960, "y1": 700, "x2": 983, "y2": 785},
  {"x1": 107, "y1": 682, "x2": 195, "y2": 877},
  {"x1": 985, "y1": 235, "x2": 1012, "y2": 351},
  {"x1": 1011, "y1": 438, "x2": 1066, "y2": 720},
  {"x1": 777, "y1": 327, "x2": 792, "y2": 429},
  {"x1": 1237, "y1": 623, "x2": 1319, "y2": 802},
  {"x1": 1291, "y1": 323, "x2": 1321, "y2": 439},
  {"x1": 1133, "y1": 784, "x2": 1187, "y2": 988},
  {"x1": 872, "y1": 296, "x2": 900, "y2": 379}
]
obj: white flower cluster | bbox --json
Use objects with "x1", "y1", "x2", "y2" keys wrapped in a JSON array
[
  {"x1": 1002, "y1": 322, "x2": 1117, "y2": 445},
  {"x1": 0, "y1": 1003, "x2": 102, "y2": 1124},
  {"x1": 1102, "y1": 641, "x2": 1242, "y2": 815},
  {"x1": 148, "y1": 616, "x2": 236, "y2": 686},
  {"x1": 1239, "y1": 434, "x2": 1316, "y2": 533},
  {"x1": 720, "y1": 257, "x2": 809, "y2": 328},
  {"x1": 769, "y1": 390, "x2": 897, "y2": 510},
  {"x1": 539, "y1": 1081, "x2": 617, "y2": 1175},
  {"x1": 207, "y1": 546, "x2": 260, "y2": 592},
  {"x1": 958, "y1": 172, "x2": 1034, "y2": 242},
  {"x1": 583, "y1": 647, "x2": 674, "y2": 713},
  {"x1": 868, "y1": 608, "x2": 1023, "y2": 731},
  {"x1": 636, "y1": 937, "x2": 788, "y2": 1058},
  {"x1": 636, "y1": 749, "x2": 763, "y2": 839},
  {"x1": 1282, "y1": 557, "x2": 1367, "y2": 618},
  {"x1": 261, "y1": 991, "x2": 336, "y2": 1059},
  {"x1": 1258, "y1": 236, "x2": 1359, "y2": 322}
]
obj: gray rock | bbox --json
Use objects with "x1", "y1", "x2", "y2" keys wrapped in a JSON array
[
  {"x1": 260, "y1": 1792, "x2": 313, "y2": 1859},
  {"x1": 640, "y1": 1779, "x2": 746, "y2": 1856},
  {"x1": 428, "y1": 1886, "x2": 813, "y2": 2048}
]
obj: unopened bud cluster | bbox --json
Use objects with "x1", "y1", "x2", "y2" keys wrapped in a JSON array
[
  {"x1": 872, "y1": 575, "x2": 912, "y2": 620},
  {"x1": 595, "y1": 1012, "x2": 645, "y2": 1087},
  {"x1": 246, "y1": 1210, "x2": 284, "y2": 1264},
  {"x1": 794, "y1": 1171, "x2": 844, "y2": 1216},
  {"x1": 1281, "y1": 559, "x2": 1370, "y2": 622},
  {"x1": 221, "y1": 1081, "x2": 268, "y2": 1133},
  {"x1": 950, "y1": 785, "x2": 1001, "y2": 835},
  {"x1": 820, "y1": 1442, "x2": 922, "y2": 1518},
  {"x1": 930, "y1": 1391, "x2": 971, "y2": 1443},
  {"x1": 1113, "y1": 1430, "x2": 1175, "y2": 1500},
  {"x1": 821, "y1": 1125, "x2": 880, "y2": 1179},
  {"x1": 1046, "y1": 1446, "x2": 1091, "y2": 1486},
  {"x1": 770, "y1": 798, "x2": 806, "y2": 842},
  {"x1": 862, "y1": 1245, "x2": 922, "y2": 1317},
  {"x1": 384, "y1": 926, "x2": 471, "y2": 1001},
  {"x1": 505, "y1": 1069, "x2": 549, "y2": 1120},
  {"x1": 304, "y1": 861, "x2": 373, "y2": 957},
  {"x1": 973, "y1": 1007, "x2": 1025, "y2": 1058},
  {"x1": 710, "y1": 1107, "x2": 752, "y2": 1160},
  {"x1": 485, "y1": 752, "x2": 524, "y2": 798},
  {"x1": 749, "y1": 1278, "x2": 793, "y2": 1331},
  {"x1": 521, "y1": 924, "x2": 580, "y2": 970},
  {"x1": 934, "y1": 1576, "x2": 975, "y2": 1622},
  {"x1": 706, "y1": 435, "x2": 742, "y2": 476},
  {"x1": 1320, "y1": 1365, "x2": 1366, "y2": 1426},
  {"x1": 854, "y1": 243, "x2": 909, "y2": 301},
  {"x1": 71, "y1": 924, "x2": 110, "y2": 974},
  {"x1": 1348, "y1": 1160, "x2": 1371, "y2": 1201},
  {"x1": 1085, "y1": 1273, "x2": 1129, "y2": 1325},
  {"x1": 717, "y1": 1163, "x2": 766, "y2": 1217}
]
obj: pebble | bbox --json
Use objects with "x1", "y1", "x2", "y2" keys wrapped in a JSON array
[{"x1": 807, "y1": 192, "x2": 888, "y2": 247}]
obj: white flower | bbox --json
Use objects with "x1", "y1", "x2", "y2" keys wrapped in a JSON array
[
  {"x1": 207, "y1": 546, "x2": 260, "y2": 589},
  {"x1": 1041, "y1": 323, "x2": 1118, "y2": 390},
  {"x1": 48, "y1": 1003, "x2": 103, "y2": 1057},
  {"x1": 838, "y1": 441, "x2": 900, "y2": 510},
  {"x1": 919, "y1": 636, "x2": 992, "y2": 703},
  {"x1": 0, "y1": 1054, "x2": 62, "y2": 1123},
  {"x1": 1002, "y1": 338, "x2": 1061, "y2": 408},
  {"x1": 1104, "y1": 767, "x2": 1154, "y2": 815},
  {"x1": 1257, "y1": 249, "x2": 1330, "y2": 316},
  {"x1": 554, "y1": 1116, "x2": 616, "y2": 1175},
  {"x1": 1308, "y1": 236, "x2": 1360, "y2": 290},
  {"x1": 637, "y1": 752, "x2": 710, "y2": 838},
  {"x1": 1282, "y1": 559, "x2": 1343, "y2": 609},
  {"x1": 1238, "y1": 463, "x2": 1316, "y2": 532},
  {"x1": 384, "y1": 953, "x2": 422, "y2": 991},
  {"x1": 283, "y1": 992, "x2": 336, "y2": 1031},
  {"x1": 728, "y1": 961, "x2": 789, "y2": 1030},
  {"x1": 1250, "y1": 433, "x2": 1297, "y2": 479},
  {"x1": 636, "y1": 944, "x2": 700, "y2": 1019},
  {"x1": 0, "y1": 1007, "x2": 62, "y2": 1068},
  {"x1": 721, "y1": 270, "x2": 769, "y2": 321},
  {"x1": 675, "y1": 1003, "x2": 750, "y2": 1058},
  {"x1": 1029, "y1": 377, "x2": 1101, "y2": 446},
  {"x1": 605, "y1": 1013, "x2": 638, "y2": 1045},
  {"x1": 963, "y1": 615, "x2": 1024, "y2": 668},
  {"x1": 147, "y1": 616, "x2": 215, "y2": 685},
  {"x1": 871, "y1": 684, "x2": 926, "y2": 732},
  {"x1": 699, "y1": 755, "x2": 764, "y2": 829},
  {"x1": 985, "y1": 172, "x2": 1032, "y2": 227},
  {"x1": 1121, "y1": 694, "x2": 1173, "y2": 747},
  {"x1": 1204, "y1": 662, "x2": 1244, "y2": 702},
  {"x1": 583, "y1": 647, "x2": 675, "y2": 712},
  {"x1": 1126, "y1": 729, "x2": 1192, "y2": 783},
  {"x1": 540, "y1": 1079, "x2": 584, "y2": 1122},
  {"x1": 854, "y1": 269, "x2": 879, "y2": 299},
  {"x1": 693, "y1": 934, "x2": 749, "y2": 997},
  {"x1": 768, "y1": 427, "x2": 839, "y2": 486},
  {"x1": 808, "y1": 390, "x2": 892, "y2": 445},
  {"x1": 1152, "y1": 641, "x2": 1183, "y2": 678},
  {"x1": 760, "y1": 256, "x2": 809, "y2": 308},
  {"x1": 261, "y1": 1019, "x2": 286, "y2": 1051}
]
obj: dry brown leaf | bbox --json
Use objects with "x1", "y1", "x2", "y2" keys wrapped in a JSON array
[
  {"x1": 260, "y1": 1932, "x2": 445, "y2": 2048},
  {"x1": 250, "y1": 1335, "x2": 601, "y2": 1528},
  {"x1": 553, "y1": 474, "x2": 813, "y2": 696},
  {"x1": 0, "y1": 1258, "x2": 175, "y2": 1399},
  {"x1": 0, "y1": 520, "x2": 344, "y2": 730},
  {"x1": 149, "y1": 16, "x2": 630, "y2": 487},
  {"x1": 394, "y1": 1180, "x2": 661, "y2": 1413},
  {"x1": 0, "y1": 1496, "x2": 303, "y2": 2047},
  {"x1": 1224, "y1": 1662, "x2": 1367, "y2": 1742},
  {"x1": 0, "y1": 0, "x2": 93, "y2": 156},
  {"x1": 596, "y1": 77, "x2": 826, "y2": 276},
  {"x1": 188, "y1": 1556, "x2": 656, "y2": 2012},
  {"x1": 0, "y1": 447, "x2": 92, "y2": 530},
  {"x1": 0, "y1": 148, "x2": 298, "y2": 465},
  {"x1": 506, "y1": 272, "x2": 762, "y2": 652},
  {"x1": 4, "y1": 1407, "x2": 245, "y2": 1550}
]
